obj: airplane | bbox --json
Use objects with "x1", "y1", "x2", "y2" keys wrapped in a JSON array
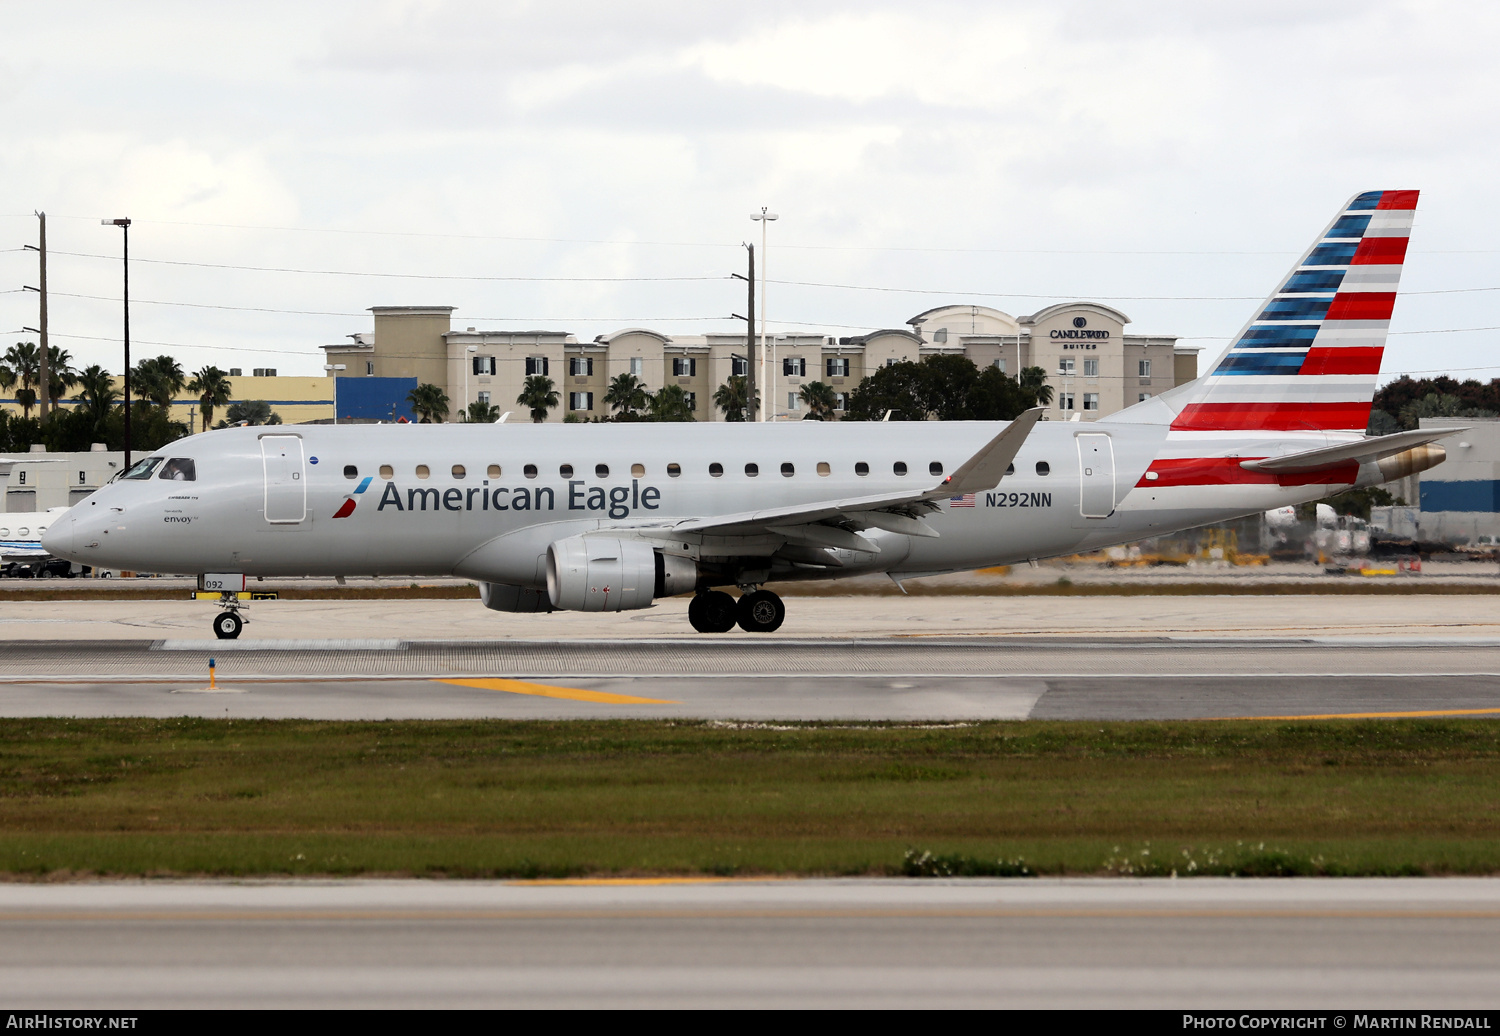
[
  {"x1": 42, "y1": 189, "x2": 1454, "y2": 639},
  {"x1": 1, "y1": 507, "x2": 71, "y2": 574}
]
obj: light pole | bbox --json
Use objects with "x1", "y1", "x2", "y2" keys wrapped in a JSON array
[
  {"x1": 464, "y1": 344, "x2": 478, "y2": 422},
  {"x1": 750, "y1": 207, "x2": 777, "y2": 421},
  {"x1": 101, "y1": 219, "x2": 131, "y2": 468},
  {"x1": 323, "y1": 364, "x2": 346, "y2": 424}
]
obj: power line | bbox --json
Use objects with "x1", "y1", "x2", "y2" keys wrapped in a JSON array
[
  {"x1": 768, "y1": 278, "x2": 1500, "y2": 300},
  {"x1": 46, "y1": 250, "x2": 727, "y2": 282}
]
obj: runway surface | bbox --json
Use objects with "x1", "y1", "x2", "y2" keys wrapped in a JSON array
[
  {"x1": 1, "y1": 878, "x2": 1497, "y2": 1008},
  {"x1": 4, "y1": 636, "x2": 1500, "y2": 719}
]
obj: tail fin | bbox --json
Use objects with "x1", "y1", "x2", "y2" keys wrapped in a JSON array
[{"x1": 1169, "y1": 190, "x2": 1418, "y2": 433}]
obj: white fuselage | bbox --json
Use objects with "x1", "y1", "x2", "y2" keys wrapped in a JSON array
[{"x1": 42, "y1": 419, "x2": 1369, "y2": 587}]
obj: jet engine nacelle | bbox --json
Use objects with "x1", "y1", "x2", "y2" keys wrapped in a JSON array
[
  {"x1": 479, "y1": 582, "x2": 554, "y2": 613},
  {"x1": 545, "y1": 536, "x2": 697, "y2": 612}
]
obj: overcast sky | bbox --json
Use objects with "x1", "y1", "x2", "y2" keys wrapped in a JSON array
[{"x1": 2, "y1": 0, "x2": 1496, "y2": 383}]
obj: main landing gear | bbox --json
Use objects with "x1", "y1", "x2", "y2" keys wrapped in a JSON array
[{"x1": 688, "y1": 588, "x2": 785, "y2": 634}]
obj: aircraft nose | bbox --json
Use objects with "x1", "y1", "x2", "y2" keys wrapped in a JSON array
[{"x1": 40, "y1": 517, "x2": 74, "y2": 559}]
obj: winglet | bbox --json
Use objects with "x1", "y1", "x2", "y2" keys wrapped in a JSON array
[{"x1": 927, "y1": 408, "x2": 1045, "y2": 498}]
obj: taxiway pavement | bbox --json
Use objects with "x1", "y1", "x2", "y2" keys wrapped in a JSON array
[
  {"x1": 3, "y1": 635, "x2": 1500, "y2": 720},
  {"x1": 0, "y1": 878, "x2": 1497, "y2": 1008}
]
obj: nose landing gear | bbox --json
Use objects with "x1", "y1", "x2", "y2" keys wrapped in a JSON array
[
  {"x1": 687, "y1": 588, "x2": 785, "y2": 633},
  {"x1": 212, "y1": 594, "x2": 245, "y2": 640}
]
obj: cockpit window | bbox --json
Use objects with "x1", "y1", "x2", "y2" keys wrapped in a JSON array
[
  {"x1": 159, "y1": 458, "x2": 196, "y2": 482},
  {"x1": 122, "y1": 457, "x2": 164, "y2": 480}
]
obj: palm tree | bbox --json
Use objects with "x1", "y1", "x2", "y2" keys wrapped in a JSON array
[
  {"x1": 132, "y1": 355, "x2": 186, "y2": 413},
  {"x1": 1019, "y1": 366, "x2": 1054, "y2": 408},
  {"x1": 466, "y1": 399, "x2": 500, "y2": 423},
  {"x1": 603, "y1": 373, "x2": 651, "y2": 420},
  {"x1": 71, "y1": 365, "x2": 119, "y2": 430},
  {"x1": 713, "y1": 375, "x2": 757, "y2": 422},
  {"x1": 517, "y1": 375, "x2": 559, "y2": 423},
  {"x1": 188, "y1": 365, "x2": 233, "y2": 428},
  {"x1": 42, "y1": 346, "x2": 79, "y2": 411},
  {"x1": 407, "y1": 383, "x2": 451, "y2": 423},
  {"x1": 3, "y1": 342, "x2": 39, "y2": 417},
  {"x1": 797, "y1": 380, "x2": 838, "y2": 421},
  {"x1": 649, "y1": 384, "x2": 696, "y2": 422}
]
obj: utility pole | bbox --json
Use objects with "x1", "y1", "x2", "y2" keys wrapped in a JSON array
[
  {"x1": 750, "y1": 208, "x2": 777, "y2": 420},
  {"x1": 36, "y1": 212, "x2": 47, "y2": 421},
  {"x1": 103, "y1": 219, "x2": 132, "y2": 468},
  {"x1": 730, "y1": 243, "x2": 756, "y2": 422},
  {"x1": 23, "y1": 213, "x2": 49, "y2": 420}
]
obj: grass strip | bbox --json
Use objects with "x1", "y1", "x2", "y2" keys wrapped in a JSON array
[{"x1": 1, "y1": 718, "x2": 1499, "y2": 878}]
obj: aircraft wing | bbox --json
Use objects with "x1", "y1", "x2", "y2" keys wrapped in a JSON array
[
  {"x1": 1239, "y1": 427, "x2": 1462, "y2": 473},
  {"x1": 650, "y1": 408, "x2": 1045, "y2": 550}
]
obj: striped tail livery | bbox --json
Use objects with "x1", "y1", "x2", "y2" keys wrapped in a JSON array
[{"x1": 1170, "y1": 189, "x2": 1417, "y2": 433}]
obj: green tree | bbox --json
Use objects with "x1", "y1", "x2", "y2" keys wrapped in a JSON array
[
  {"x1": 713, "y1": 374, "x2": 757, "y2": 422},
  {"x1": 71, "y1": 365, "x2": 119, "y2": 436},
  {"x1": 648, "y1": 384, "x2": 696, "y2": 422},
  {"x1": 603, "y1": 373, "x2": 652, "y2": 421},
  {"x1": 3, "y1": 342, "x2": 40, "y2": 418},
  {"x1": 407, "y1": 383, "x2": 451, "y2": 424},
  {"x1": 466, "y1": 399, "x2": 500, "y2": 423},
  {"x1": 187, "y1": 365, "x2": 233, "y2": 429},
  {"x1": 797, "y1": 380, "x2": 838, "y2": 420},
  {"x1": 1397, "y1": 392, "x2": 1495, "y2": 430},
  {"x1": 1018, "y1": 366, "x2": 1054, "y2": 408},
  {"x1": 41, "y1": 346, "x2": 78, "y2": 411},
  {"x1": 132, "y1": 355, "x2": 186, "y2": 413},
  {"x1": 517, "y1": 376, "x2": 559, "y2": 423},
  {"x1": 843, "y1": 356, "x2": 1037, "y2": 422},
  {"x1": 221, "y1": 399, "x2": 283, "y2": 427},
  {"x1": 0, "y1": 409, "x2": 41, "y2": 452}
]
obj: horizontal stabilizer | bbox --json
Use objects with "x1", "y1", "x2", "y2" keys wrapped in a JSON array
[{"x1": 1240, "y1": 427, "x2": 1464, "y2": 473}]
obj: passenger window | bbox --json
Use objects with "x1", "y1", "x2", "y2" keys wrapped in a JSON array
[
  {"x1": 667, "y1": 464, "x2": 681, "y2": 478},
  {"x1": 122, "y1": 457, "x2": 163, "y2": 480},
  {"x1": 1005, "y1": 463, "x2": 1014, "y2": 476},
  {"x1": 380, "y1": 464, "x2": 394, "y2": 479},
  {"x1": 929, "y1": 462, "x2": 943, "y2": 476},
  {"x1": 855, "y1": 462, "x2": 869, "y2": 476},
  {"x1": 343, "y1": 465, "x2": 358, "y2": 479},
  {"x1": 524, "y1": 464, "x2": 538, "y2": 479},
  {"x1": 1036, "y1": 461, "x2": 1050, "y2": 476},
  {"x1": 415, "y1": 465, "x2": 430, "y2": 479},
  {"x1": 745, "y1": 463, "x2": 759, "y2": 477},
  {"x1": 596, "y1": 464, "x2": 609, "y2": 478},
  {"x1": 487, "y1": 464, "x2": 501, "y2": 478},
  {"x1": 817, "y1": 462, "x2": 830, "y2": 476},
  {"x1": 781, "y1": 463, "x2": 794, "y2": 477},
  {"x1": 893, "y1": 462, "x2": 908, "y2": 476},
  {"x1": 452, "y1": 464, "x2": 466, "y2": 479},
  {"x1": 159, "y1": 458, "x2": 196, "y2": 482},
  {"x1": 709, "y1": 463, "x2": 723, "y2": 477},
  {"x1": 560, "y1": 464, "x2": 574, "y2": 478},
  {"x1": 632, "y1": 463, "x2": 646, "y2": 478}
]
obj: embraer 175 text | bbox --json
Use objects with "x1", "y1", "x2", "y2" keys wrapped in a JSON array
[{"x1": 43, "y1": 191, "x2": 1453, "y2": 638}]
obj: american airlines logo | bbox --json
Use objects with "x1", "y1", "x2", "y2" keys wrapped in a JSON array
[{"x1": 372, "y1": 478, "x2": 664, "y2": 520}]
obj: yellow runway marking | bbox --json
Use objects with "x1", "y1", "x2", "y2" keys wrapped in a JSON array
[
  {"x1": 1222, "y1": 707, "x2": 1500, "y2": 721},
  {"x1": 514, "y1": 877, "x2": 785, "y2": 887},
  {"x1": 437, "y1": 677, "x2": 677, "y2": 705}
]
